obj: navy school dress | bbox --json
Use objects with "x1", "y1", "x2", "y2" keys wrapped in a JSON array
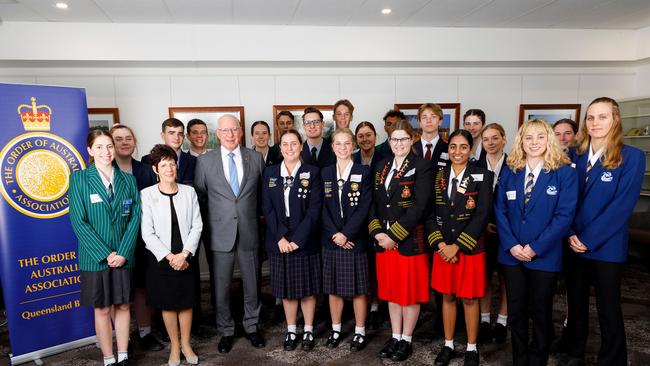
[
  {"x1": 261, "y1": 162, "x2": 323, "y2": 299},
  {"x1": 321, "y1": 162, "x2": 372, "y2": 298}
]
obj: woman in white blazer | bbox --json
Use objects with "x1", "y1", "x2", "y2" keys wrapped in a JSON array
[{"x1": 141, "y1": 145, "x2": 202, "y2": 366}]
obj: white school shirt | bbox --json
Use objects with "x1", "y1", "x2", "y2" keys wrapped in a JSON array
[
  {"x1": 420, "y1": 135, "x2": 440, "y2": 156},
  {"x1": 280, "y1": 160, "x2": 301, "y2": 217},
  {"x1": 587, "y1": 144, "x2": 605, "y2": 169},
  {"x1": 448, "y1": 166, "x2": 467, "y2": 199},
  {"x1": 336, "y1": 160, "x2": 353, "y2": 218},
  {"x1": 524, "y1": 161, "x2": 544, "y2": 191},
  {"x1": 486, "y1": 153, "x2": 505, "y2": 191}
]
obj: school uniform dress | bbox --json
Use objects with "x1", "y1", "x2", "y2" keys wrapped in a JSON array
[
  {"x1": 564, "y1": 145, "x2": 645, "y2": 365},
  {"x1": 69, "y1": 164, "x2": 141, "y2": 308},
  {"x1": 140, "y1": 184, "x2": 203, "y2": 310},
  {"x1": 261, "y1": 162, "x2": 323, "y2": 299},
  {"x1": 368, "y1": 153, "x2": 434, "y2": 306},
  {"x1": 321, "y1": 161, "x2": 372, "y2": 297},
  {"x1": 427, "y1": 164, "x2": 494, "y2": 299},
  {"x1": 494, "y1": 161, "x2": 577, "y2": 366}
]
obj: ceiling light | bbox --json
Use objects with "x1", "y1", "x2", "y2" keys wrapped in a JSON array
[
  {"x1": 381, "y1": 8, "x2": 391, "y2": 15},
  {"x1": 55, "y1": 2, "x2": 68, "y2": 9}
]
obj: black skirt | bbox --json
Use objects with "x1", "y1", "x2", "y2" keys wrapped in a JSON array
[
  {"x1": 323, "y1": 248, "x2": 370, "y2": 297},
  {"x1": 145, "y1": 251, "x2": 196, "y2": 310},
  {"x1": 269, "y1": 252, "x2": 321, "y2": 299},
  {"x1": 80, "y1": 268, "x2": 132, "y2": 308}
]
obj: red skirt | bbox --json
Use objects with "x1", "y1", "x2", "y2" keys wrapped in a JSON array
[
  {"x1": 431, "y1": 251, "x2": 485, "y2": 299},
  {"x1": 376, "y1": 249, "x2": 430, "y2": 306}
]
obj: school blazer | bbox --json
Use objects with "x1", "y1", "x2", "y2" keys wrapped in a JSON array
[
  {"x1": 69, "y1": 164, "x2": 141, "y2": 272},
  {"x1": 352, "y1": 149, "x2": 386, "y2": 174},
  {"x1": 495, "y1": 164, "x2": 577, "y2": 272},
  {"x1": 301, "y1": 139, "x2": 336, "y2": 168},
  {"x1": 261, "y1": 163, "x2": 322, "y2": 256},
  {"x1": 570, "y1": 145, "x2": 645, "y2": 263},
  {"x1": 413, "y1": 138, "x2": 449, "y2": 172},
  {"x1": 131, "y1": 158, "x2": 156, "y2": 191},
  {"x1": 321, "y1": 163, "x2": 373, "y2": 253},
  {"x1": 474, "y1": 153, "x2": 508, "y2": 224},
  {"x1": 142, "y1": 151, "x2": 196, "y2": 185},
  {"x1": 140, "y1": 184, "x2": 203, "y2": 262},
  {"x1": 425, "y1": 165, "x2": 494, "y2": 255},
  {"x1": 368, "y1": 153, "x2": 434, "y2": 256}
]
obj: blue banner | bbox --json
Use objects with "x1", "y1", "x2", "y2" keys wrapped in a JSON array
[{"x1": 0, "y1": 83, "x2": 95, "y2": 361}]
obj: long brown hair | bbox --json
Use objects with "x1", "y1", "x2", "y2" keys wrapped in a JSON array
[
  {"x1": 86, "y1": 129, "x2": 114, "y2": 165},
  {"x1": 577, "y1": 97, "x2": 623, "y2": 169}
]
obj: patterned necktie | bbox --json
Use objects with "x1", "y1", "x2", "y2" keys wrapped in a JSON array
[
  {"x1": 449, "y1": 178, "x2": 458, "y2": 205},
  {"x1": 424, "y1": 143, "x2": 433, "y2": 161},
  {"x1": 311, "y1": 147, "x2": 318, "y2": 165},
  {"x1": 107, "y1": 183, "x2": 114, "y2": 204},
  {"x1": 228, "y1": 152, "x2": 239, "y2": 196},
  {"x1": 283, "y1": 176, "x2": 293, "y2": 191},
  {"x1": 524, "y1": 172, "x2": 535, "y2": 205},
  {"x1": 585, "y1": 160, "x2": 593, "y2": 183}
]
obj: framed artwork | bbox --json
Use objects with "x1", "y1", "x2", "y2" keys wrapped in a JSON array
[
  {"x1": 88, "y1": 108, "x2": 119, "y2": 131},
  {"x1": 168, "y1": 106, "x2": 246, "y2": 149},
  {"x1": 394, "y1": 103, "x2": 461, "y2": 141},
  {"x1": 518, "y1": 104, "x2": 581, "y2": 127},
  {"x1": 272, "y1": 105, "x2": 334, "y2": 143}
]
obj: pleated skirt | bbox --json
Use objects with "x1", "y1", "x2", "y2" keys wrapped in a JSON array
[{"x1": 322, "y1": 248, "x2": 369, "y2": 297}]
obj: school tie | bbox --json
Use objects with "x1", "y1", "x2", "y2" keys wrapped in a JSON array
[
  {"x1": 585, "y1": 160, "x2": 593, "y2": 183},
  {"x1": 311, "y1": 147, "x2": 318, "y2": 165},
  {"x1": 283, "y1": 176, "x2": 293, "y2": 191},
  {"x1": 524, "y1": 172, "x2": 535, "y2": 205},
  {"x1": 449, "y1": 178, "x2": 458, "y2": 205},
  {"x1": 107, "y1": 183, "x2": 114, "y2": 204},
  {"x1": 424, "y1": 143, "x2": 433, "y2": 161},
  {"x1": 228, "y1": 152, "x2": 239, "y2": 196}
]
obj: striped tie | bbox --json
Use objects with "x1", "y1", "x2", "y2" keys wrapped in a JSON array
[
  {"x1": 524, "y1": 172, "x2": 534, "y2": 205},
  {"x1": 107, "y1": 183, "x2": 114, "y2": 204},
  {"x1": 585, "y1": 161, "x2": 592, "y2": 183}
]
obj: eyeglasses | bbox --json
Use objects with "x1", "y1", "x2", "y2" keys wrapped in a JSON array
[
  {"x1": 389, "y1": 137, "x2": 411, "y2": 145},
  {"x1": 217, "y1": 127, "x2": 240, "y2": 134},
  {"x1": 303, "y1": 119, "x2": 322, "y2": 127}
]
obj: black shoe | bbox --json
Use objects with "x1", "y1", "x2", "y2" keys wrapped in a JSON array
[
  {"x1": 138, "y1": 333, "x2": 164, "y2": 351},
  {"x1": 434, "y1": 346, "x2": 456, "y2": 366},
  {"x1": 492, "y1": 323, "x2": 507, "y2": 344},
  {"x1": 246, "y1": 332, "x2": 266, "y2": 348},
  {"x1": 550, "y1": 326, "x2": 569, "y2": 354},
  {"x1": 325, "y1": 330, "x2": 341, "y2": 348},
  {"x1": 192, "y1": 326, "x2": 212, "y2": 340},
  {"x1": 301, "y1": 331, "x2": 315, "y2": 351},
  {"x1": 368, "y1": 310, "x2": 380, "y2": 330},
  {"x1": 558, "y1": 355, "x2": 586, "y2": 366},
  {"x1": 218, "y1": 335, "x2": 234, "y2": 353},
  {"x1": 478, "y1": 322, "x2": 492, "y2": 344},
  {"x1": 390, "y1": 340, "x2": 413, "y2": 362},
  {"x1": 350, "y1": 334, "x2": 366, "y2": 352},
  {"x1": 116, "y1": 360, "x2": 129, "y2": 366},
  {"x1": 464, "y1": 350, "x2": 479, "y2": 366},
  {"x1": 378, "y1": 337, "x2": 399, "y2": 358},
  {"x1": 283, "y1": 332, "x2": 299, "y2": 351}
]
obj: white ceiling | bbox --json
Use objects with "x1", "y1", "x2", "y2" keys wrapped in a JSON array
[{"x1": 0, "y1": 0, "x2": 649, "y2": 29}]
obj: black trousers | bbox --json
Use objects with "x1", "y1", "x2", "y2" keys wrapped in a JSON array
[
  {"x1": 502, "y1": 264, "x2": 557, "y2": 366},
  {"x1": 564, "y1": 253, "x2": 627, "y2": 365}
]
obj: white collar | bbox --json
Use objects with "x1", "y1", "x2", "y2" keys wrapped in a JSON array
[
  {"x1": 421, "y1": 135, "x2": 439, "y2": 149},
  {"x1": 525, "y1": 160, "x2": 544, "y2": 178},
  {"x1": 336, "y1": 160, "x2": 354, "y2": 183},
  {"x1": 221, "y1": 145, "x2": 241, "y2": 158},
  {"x1": 449, "y1": 166, "x2": 467, "y2": 183},
  {"x1": 587, "y1": 143, "x2": 605, "y2": 167},
  {"x1": 281, "y1": 160, "x2": 302, "y2": 178}
]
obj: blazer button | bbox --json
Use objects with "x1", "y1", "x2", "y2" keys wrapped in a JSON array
[
  {"x1": 234, "y1": 216, "x2": 238, "y2": 220},
  {"x1": 522, "y1": 220, "x2": 526, "y2": 224},
  {"x1": 386, "y1": 204, "x2": 390, "y2": 208},
  {"x1": 450, "y1": 214, "x2": 454, "y2": 219},
  {"x1": 451, "y1": 229, "x2": 455, "y2": 233}
]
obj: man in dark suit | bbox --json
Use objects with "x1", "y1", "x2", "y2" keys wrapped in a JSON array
[
  {"x1": 194, "y1": 114, "x2": 266, "y2": 353},
  {"x1": 375, "y1": 109, "x2": 405, "y2": 157},
  {"x1": 413, "y1": 103, "x2": 449, "y2": 171},
  {"x1": 300, "y1": 107, "x2": 336, "y2": 168},
  {"x1": 142, "y1": 118, "x2": 196, "y2": 185}
]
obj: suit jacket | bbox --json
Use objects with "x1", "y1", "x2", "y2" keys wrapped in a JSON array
[
  {"x1": 301, "y1": 139, "x2": 336, "y2": 168},
  {"x1": 254, "y1": 146, "x2": 281, "y2": 167},
  {"x1": 142, "y1": 150, "x2": 196, "y2": 185},
  {"x1": 261, "y1": 163, "x2": 322, "y2": 255},
  {"x1": 140, "y1": 184, "x2": 203, "y2": 261},
  {"x1": 426, "y1": 164, "x2": 494, "y2": 255},
  {"x1": 375, "y1": 140, "x2": 393, "y2": 157},
  {"x1": 570, "y1": 145, "x2": 645, "y2": 263},
  {"x1": 352, "y1": 149, "x2": 385, "y2": 175},
  {"x1": 413, "y1": 137, "x2": 449, "y2": 173},
  {"x1": 495, "y1": 164, "x2": 577, "y2": 272},
  {"x1": 194, "y1": 147, "x2": 265, "y2": 252},
  {"x1": 69, "y1": 164, "x2": 141, "y2": 271},
  {"x1": 131, "y1": 157, "x2": 156, "y2": 190},
  {"x1": 368, "y1": 153, "x2": 434, "y2": 256},
  {"x1": 321, "y1": 163, "x2": 372, "y2": 253}
]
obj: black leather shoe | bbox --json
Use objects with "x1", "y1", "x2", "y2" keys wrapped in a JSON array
[
  {"x1": 138, "y1": 333, "x2": 164, "y2": 351},
  {"x1": 325, "y1": 330, "x2": 341, "y2": 348},
  {"x1": 301, "y1": 331, "x2": 315, "y2": 351},
  {"x1": 218, "y1": 335, "x2": 234, "y2": 353},
  {"x1": 478, "y1": 322, "x2": 492, "y2": 344},
  {"x1": 116, "y1": 360, "x2": 129, "y2": 366},
  {"x1": 378, "y1": 337, "x2": 399, "y2": 358},
  {"x1": 283, "y1": 332, "x2": 299, "y2": 351},
  {"x1": 434, "y1": 346, "x2": 456, "y2": 366},
  {"x1": 390, "y1": 340, "x2": 413, "y2": 362},
  {"x1": 246, "y1": 332, "x2": 266, "y2": 348},
  {"x1": 368, "y1": 310, "x2": 380, "y2": 330},
  {"x1": 558, "y1": 355, "x2": 586, "y2": 366},
  {"x1": 492, "y1": 323, "x2": 507, "y2": 344},
  {"x1": 464, "y1": 350, "x2": 479, "y2": 366},
  {"x1": 350, "y1": 333, "x2": 366, "y2": 352}
]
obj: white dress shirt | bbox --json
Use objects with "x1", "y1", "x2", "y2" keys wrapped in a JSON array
[
  {"x1": 486, "y1": 153, "x2": 505, "y2": 191},
  {"x1": 524, "y1": 161, "x2": 544, "y2": 191},
  {"x1": 280, "y1": 160, "x2": 301, "y2": 217},
  {"x1": 336, "y1": 160, "x2": 353, "y2": 218},
  {"x1": 448, "y1": 166, "x2": 467, "y2": 199},
  {"x1": 220, "y1": 145, "x2": 244, "y2": 186},
  {"x1": 587, "y1": 144, "x2": 605, "y2": 168},
  {"x1": 420, "y1": 135, "x2": 440, "y2": 155}
]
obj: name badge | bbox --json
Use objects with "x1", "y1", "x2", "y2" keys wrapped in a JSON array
[
  {"x1": 121, "y1": 199, "x2": 133, "y2": 216},
  {"x1": 471, "y1": 174, "x2": 483, "y2": 182},
  {"x1": 350, "y1": 174, "x2": 362, "y2": 182},
  {"x1": 506, "y1": 190, "x2": 516, "y2": 200},
  {"x1": 90, "y1": 194, "x2": 103, "y2": 203},
  {"x1": 299, "y1": 172, "x2": 310, "y2": 179},
  {"x1": 438, "y1": 161, "x2": 447, "y2": 167},
  {"x1": 440, "y1": 152, "x2": 449, "y2": 160}
]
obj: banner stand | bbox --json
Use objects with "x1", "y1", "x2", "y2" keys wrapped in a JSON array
[{"x1": 10, "y1": 336, "x2": 97, "y2": 365}]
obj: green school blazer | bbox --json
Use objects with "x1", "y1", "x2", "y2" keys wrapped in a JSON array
[{"x1": 69, "y1": 163, "x2": 141, "y2": 272}]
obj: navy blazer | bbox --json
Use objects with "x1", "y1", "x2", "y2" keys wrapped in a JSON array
[
  {"x1": 352, "y1": 149, "x2": 385, "y2": 175},
  {"x1": 301, "y1": 139, "x2": 336, "y2": 168},
  {"x1": 142, "y1": 150, "x2": 196, "y2": 185},
  {"x1": 320, "y1": 163, "x2": 372, "y2": 253},
  {"x1": 375, "y1": 140, "x2": 393, "y2": 158},
  {"x1": 475, "y1": 153, "x2": 508, "y2": 224},
  {"x1": 570, "y1": 145, "x2": 645, "y2": 263},
  {"x1": 495, "y1": 164, "x2": 578, "y2": 272},
  {"x1": 413, "y1": 138, "x2": 449, "y2": 173},
  {"x1": 261, "y1": 163, "x2": 322, "y2": 256},
  {"x1": 131, "y1": 158, "x2": 156, "y2": 191}
]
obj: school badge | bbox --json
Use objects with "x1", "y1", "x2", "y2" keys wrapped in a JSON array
[
  {"x1": 0, "y1": 97, "x2": 85, "y2": 218},
  {"x1": 350, "y1": 182, "x2": 359, "y2": 191},
  {"x1": 465, "y1": 195, "x2": 476, "y2": 209},
  {"x1": 300, "y1": 179, "x2": 309, "y2": 187},
  {"x1": 401, "y1": 185, "x2": 411, "y2": 199}
]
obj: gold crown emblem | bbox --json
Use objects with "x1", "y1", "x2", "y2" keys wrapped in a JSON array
[{"x1": 17, "y1": 97, "x2": 52, "y2": 131}]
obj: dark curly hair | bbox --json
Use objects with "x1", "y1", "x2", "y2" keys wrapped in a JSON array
[{"x1": 147, "y1": 144, "x2": 177, "y2": 169}]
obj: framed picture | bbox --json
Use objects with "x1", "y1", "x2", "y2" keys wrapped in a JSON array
[
  {"x1": 272, "y1": 105, "x2": 334, "y2": 143},
  {"x1": 168, "y1": 106, "x2": 246, "y2": 149},
  {"x1": 88, "y1": 108, "x2": 120, "y2": 131},
  {"x1": 518, "y1": 104, "x2": 581, "y2": 127},
  {"x1": 394, "y1": 103, "x2": 461, "y2": 142}
]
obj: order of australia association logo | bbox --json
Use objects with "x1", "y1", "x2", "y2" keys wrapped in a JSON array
[{"x1": 0, "y1": 97, "x2": 85, "y2": 219}]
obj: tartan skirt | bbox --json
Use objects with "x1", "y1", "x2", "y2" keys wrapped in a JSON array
[
  {"x1": 269, "y1": 252, "x2": 322, "y2": 299},
  {"x1": 322, "y1": 248, "x2": 370, "y2": 297}
]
